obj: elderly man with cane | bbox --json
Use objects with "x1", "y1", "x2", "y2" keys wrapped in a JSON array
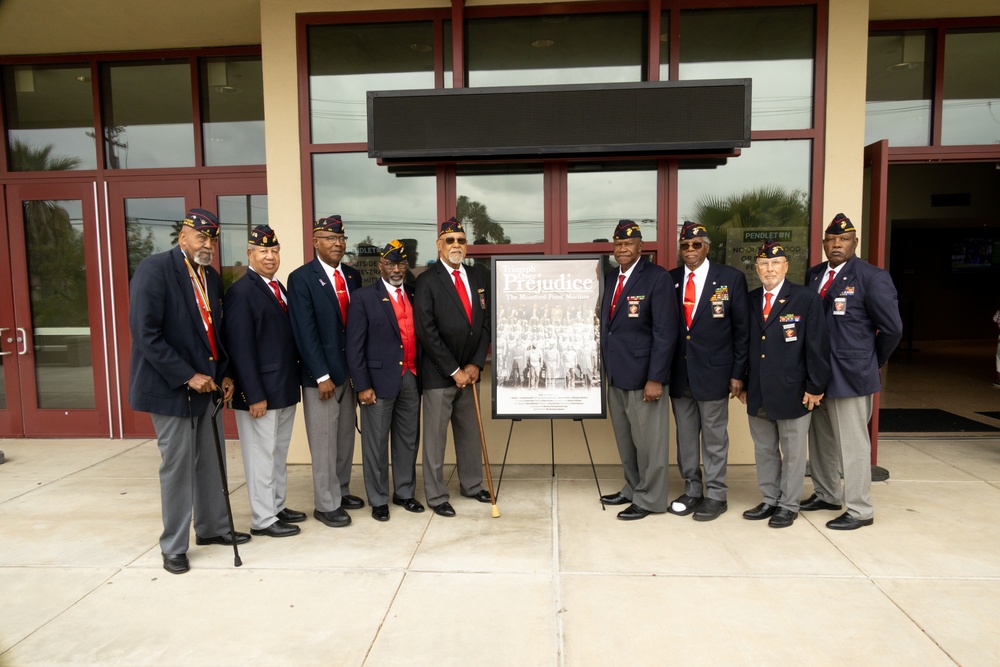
[
  {"x1": 128, "y1": 208, "x2": 250, "y2": 575},
  {"x1": 414, "y1": 217, "x2": 492, "y2": 518}
]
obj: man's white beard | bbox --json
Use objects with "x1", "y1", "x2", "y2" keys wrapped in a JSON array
[{"x1": 192, "y1": 250, "x2": 213, "y2": 266}]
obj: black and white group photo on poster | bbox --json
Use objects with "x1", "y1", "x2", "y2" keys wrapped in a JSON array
[{"x1": 492, "y1": 256, "x2": 605, "y2": 419}]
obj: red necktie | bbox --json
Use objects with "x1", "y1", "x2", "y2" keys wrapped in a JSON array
[
  {"x1": 819, "y1": 269, "x2": 835, "y2": 298},
  {"x1": 610, "y1": 274, "x2": 625, "y2": 315},
  {"x1": 684, "y1": 272, "x2": 696, "y2": 328},
  {"x1": 269, "y1": 280, "x2": 287, "y2": 312},
  {"x1": 763, "y1": 292, "x2": 773, "y2": 321},
  {"x1": 334, "y1": 270, "x2": 349, "y2": 323},
  {"x1": 453, "y1": 270, "x2": 473, "y2": 323}
]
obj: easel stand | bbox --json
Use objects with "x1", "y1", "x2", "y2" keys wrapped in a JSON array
[{"x1": 495, "y1": 418, "x2": 605, "y2": 509}]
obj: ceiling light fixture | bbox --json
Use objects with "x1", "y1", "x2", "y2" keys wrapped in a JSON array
[{"x1": 887, "y1": 33, "x2": 924, "y2": 72}]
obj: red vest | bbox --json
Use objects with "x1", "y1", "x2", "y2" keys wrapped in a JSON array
[{"x1": 390, "y1": 288, "x2": 418, "y2": 375}]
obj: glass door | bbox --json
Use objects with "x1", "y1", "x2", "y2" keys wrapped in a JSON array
[
  {"x1": 3, "y1": 182, "x2": 111, "y2": 436},
  {"x1": 108, "y1": 176, "x2": 266, "y2": 438}
]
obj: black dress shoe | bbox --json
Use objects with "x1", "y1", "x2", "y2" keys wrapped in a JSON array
[
  {"x1": 251, "y1": 521, "x2": 301, "y2": 538},
  {"x1": 195, "y1": 531, "x2": 251, "y2": 546},
  {"x1": 826, "y1": 512, "x2": 874, "y2": 530},
  {"x1": 314, "y1": 508, "x2": 352, "y2": 527},
  {"x1": 742, "y1": 503, "x2": 777, "y2": 520},
  {"x1": 799, "y1": 494, "x2": 843, "y2": 512},
  {"x1": 768, "y1": 508, "x2": 798, "y2": 528},
  {"x1": 372, "y1": 505, "x2": 390, "y2": 522},
  {"x1": 162, "y1": 553, "x2": 189, "y2": 575},
  {"x1": 693, "y1": 498, "x2": 727, "y2": 522},
  {"x1": 617, "y1": 503, "x2": 652, "y2": 521},
  {"x1": 277, "y1": 508, "x2": 307, "y2": 523},
  {"x1": 392, "y1": 496, "x2": 425, "y2": 513},
  {"x1": 600, "y1": 492, "x2": 631, "y2": 506},
  {"x1": 340, "y1": 495, "x2": 365, "y2": 510},
  {"x1": 431, "y1": 501, "x2": 456, "y2": 517},
  {"x1": 667, "y1": 493, "x2": 703, "y2": 516},
  {"x1": 462, "y1": 489, "x2": 492, "y2": 503}
]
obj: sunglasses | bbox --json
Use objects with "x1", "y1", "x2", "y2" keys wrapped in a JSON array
[
  {"x1": 443, "y1": 236, "x2": 467, "y2": 245},
  {"x1": 679, "y1": 241, "x2": 705, "y2": 250}
]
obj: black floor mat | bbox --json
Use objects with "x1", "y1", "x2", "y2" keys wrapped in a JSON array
[
  {"x1": 879, "y1": 408, "x2": 1000, "y2": 433},
  {"x1": 976, "y1": 412, "x2": 1000, "y2": 421}
]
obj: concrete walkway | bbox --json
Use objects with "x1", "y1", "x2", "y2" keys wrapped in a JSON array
[{"x1": 1, "y1": 436, "x2": 999, "y2": 666}]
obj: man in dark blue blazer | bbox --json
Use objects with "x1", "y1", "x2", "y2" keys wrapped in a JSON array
[
  {"x1": 668, "y1": 221, "x2": 749, "y2": 522},
  {"x1": 741, "y1": 241, "x2": 830, "y2": 529},
  {"x1": 803, "y1": 214, "x2": 902, "y2": 530},
  {"x1": 223, "y1": 225, "x2": 304, "y2": 539},
  {"x1": 599, "y1": 220, "x2": 678, "y2": 520},
  {"x1": 347, "y1": 240, "x2": 424, "y2": 522},
  {"x1": 414, "y1": 217, "x2": 491, "y2": 518},
  {"x1": 287, "y1": 216, "x2": 364, "y2": 529},
  {"x1": 129, "y1": 208, "x2": 249, "y2": 575}
]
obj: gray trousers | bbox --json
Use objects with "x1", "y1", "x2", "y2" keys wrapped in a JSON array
[
  {"x1": 235, "y1": 405, "x2": 296, "y2": 530},
  {"x1": 302, "y1": 384, "x2": 356, "y2": 512},
  {"x1": 151, "y1": 406, "x2": 230, "y2": 556},
  {"x1": 421, "y1": 384, "x2": 483, "y2": 507},
  {"x1": 748, "y1": 411, "x2": 811, "y2": 513},
  {"x1": 672, "y1": 395, "x2": 730, "y2": 501},
  {"x1": 360, "y1": 371, "x2": 420, "y2": 506},
  {"x1": 608, "y1": 386, "x2": 670, "y2": 513},
  {"x1": 808, "y1": 395, "x2": 874, "y2": 520}
]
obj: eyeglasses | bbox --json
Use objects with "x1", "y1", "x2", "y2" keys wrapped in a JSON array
[
  {"x1": 679, "y1": 241, "x2": 705, "y2": 250},
  {"x1": 443, "y1": 236, "x2": 467, "y2": 245},
  {"x1": 755, "y1": 259, "x2": 787, "y2": 269},
  {"x1": 315, "y1": 235, "x2": 348, "y2": 244},
  {"x1": 381, "y1": 261, "x2": 408, "y2": 270}
]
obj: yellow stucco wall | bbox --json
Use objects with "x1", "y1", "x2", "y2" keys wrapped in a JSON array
[{"x1": 823, "y1": 0, "x2": 870, "y2": 237}]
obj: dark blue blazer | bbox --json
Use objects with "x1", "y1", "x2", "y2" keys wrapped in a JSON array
[
  {"x1": 222, "y1": 270, "x2": 300, "y2": 410},
  {"x1": 346, "y1": 279, "x2": 419, "y2": 399},
  {"x1": 414, "y1": 260, "x2": 490, "y2": 390},
  {"x1": 128, "y1": 246, "x2": 229, "y2": 417},
  {"x1": 600, "y1": 259, "x2": 678, "y2": 391},
  {"x1": 286, "y1": 257, "x2": 362, "y2": 388},
  {"x1": 669, "y1": 261, "x2": 750, "y2": 401},
  {"x1": 806, "y1": 256, "x2": 903, "y2": 399},
  {"x1": 745, "y1": 280, "x2": 831, "y2": 420}
]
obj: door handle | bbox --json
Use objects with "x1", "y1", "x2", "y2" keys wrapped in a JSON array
[
  {"x1": 0, "y1": 328, "x2": 10, "y2": 356},
  {"x1": 16, "y1": 327, "x2": 28, "y2": 355}
]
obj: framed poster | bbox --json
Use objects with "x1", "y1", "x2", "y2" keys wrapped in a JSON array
[{"x1": 491, "y1": 255, "x2": 606, "y2": 420}]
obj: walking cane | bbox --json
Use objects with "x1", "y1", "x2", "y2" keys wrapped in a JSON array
[
  {"x1": 470, "y1": 382, "x2": 500, "y2": 518},
  {"x1": 211, "y1": 389, "x2": 243, "y2": 566}
]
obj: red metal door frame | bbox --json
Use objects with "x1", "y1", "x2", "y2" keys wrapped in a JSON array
[
  {"x1": 5, "y1": 180, "x2": 111, "y2": 436},
  {"x1": 864, "y1": 139, "x2": 889, "y2": 465}
]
